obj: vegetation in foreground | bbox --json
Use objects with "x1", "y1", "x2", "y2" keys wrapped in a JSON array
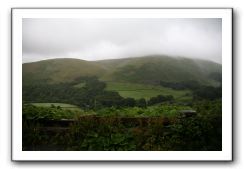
[
  {"x1": 22, "y1": 56, "x2": 222, "y2": 151},
  {"x1": 23, "y1": 100, "x2": 221, "y2": 151}
]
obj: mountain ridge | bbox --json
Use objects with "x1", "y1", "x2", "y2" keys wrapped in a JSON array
[{"x1": 23, "y1": 55, "x2": 222, "y2": 86}]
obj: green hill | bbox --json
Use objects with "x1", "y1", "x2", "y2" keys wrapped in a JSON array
[
  {"x1": 23, "y1": 55, "x2": 221, "y2": 86},
  {"x1": 96, "y1": 56, "x2": 221, "y2": 85},
  {"x1": 23, "y1": 58, "x2": 106, "y2": 84}
]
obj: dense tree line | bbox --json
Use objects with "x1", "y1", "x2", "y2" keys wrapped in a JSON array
[
  {"x1": 23, "y1": 77, "x2": 119, "y2": 109},
  {"x1": 160, "y1": 80, "x2": 222, "y2": 101},
  {"x1": 193, "y1": 86, "x2": 222, "y2": 100},
  {"x1": 23, "y1": 76, "x2": 173, "y2": 109},
  {"x1": 148, "y1": 95, "x2": 174, "y2": 106},
  {"x1": 160, "y1": 80, "x2": 200, "y2": 90}
]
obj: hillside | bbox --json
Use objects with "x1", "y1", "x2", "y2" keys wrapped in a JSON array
[
  {"x1": 23, "y1": 58, "x2": 106, "y2": 84},
  {"x1": 96, "y1": 56, "x2": 221, "y2": 85},
  {"x1": 23, "y1": 55, "x2": 221, "y2": 86}
]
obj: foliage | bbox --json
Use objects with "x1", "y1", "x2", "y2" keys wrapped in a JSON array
[
  {"x1": 148, "y1": 95, "x2": 174, "y2": 106},
  {"x1": 95, "y1": 106, "x2": 162, "y2": 117},
  {"x1": 193, "y1": 86, "x2": 222, "y2": 100},
  {"x1": 23, "y1": 77, "x2": 120, "y2": 109},
  {"x1": 23, "y1": 103, "x2": 191, "y2": 119},
  {"x1": 165, "y1": 100, "x2": 222, "y2": 150},
  {"x1": 23, "y1": 77, "x2": 182, "y2": 109},
  {"x1": 160, "y1": 80, "x2": 200, "y2": 90},
  {"x1": 136, "y1": 98, "x2": 147, "y2": 108},
  {"x1": 22, "y1": 58, "x2": 222, "y2": 151},
  {"x1": 30, "y1": 103, "x2": 81, "y2": 111},
  {"x1": 23, "y1": 100, "x2": 222, "y2": 151},
  {"x1": 22, "y1": 104, "x2": 91, "y2": 120},
  {"x1": 160, "y1": 80, "x2": 222, "y2": 101}
]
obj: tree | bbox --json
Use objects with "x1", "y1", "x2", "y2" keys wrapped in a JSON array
[
  {"x1": 136, "y1": 98, "x2": 147, "y2": 108},
  {"x1": 148, "y1": 95, "x2": 174, "y2": 105},
  {"x1": 123, "y1": 98, "x2": 136, "y2": 107}
]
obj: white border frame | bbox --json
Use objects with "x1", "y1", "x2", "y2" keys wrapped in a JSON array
[{"x1": 12, "y1": 8, "x2": 232, "y2": 161}]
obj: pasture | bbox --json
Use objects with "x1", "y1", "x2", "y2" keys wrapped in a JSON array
[{"x1": 105, "y1": 82, "x2": 192, "y2": 101}]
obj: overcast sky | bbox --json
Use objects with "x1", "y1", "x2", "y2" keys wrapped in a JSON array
[{"x1": 23, "y1": 18, "x2": 222, "y2": 63}]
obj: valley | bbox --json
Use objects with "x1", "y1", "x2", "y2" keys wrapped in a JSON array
[{"x1": 22, "y1": 55, "x2": 222, "y2": 151}]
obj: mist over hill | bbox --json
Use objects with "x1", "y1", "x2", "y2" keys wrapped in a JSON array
[{"x1": 23, "y1": 55, "x2": 221, "y2": 86}]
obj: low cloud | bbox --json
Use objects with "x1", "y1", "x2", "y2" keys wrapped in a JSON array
[{"x1": 23, "y1": 18, "x2": 222, "y2": 63}]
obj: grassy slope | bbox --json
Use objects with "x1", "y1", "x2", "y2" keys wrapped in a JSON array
[
  {"x1": 23, "y1": 58, "x2": 106, "y2": 84},
  {"x1": 23, "y1": 55, "x2": 222, "y2": 86},
  {"x1": 96, "y1": 55, "x2": 221, "y2": 85},
  {"x1": 23, "y1": 56, "x2": 221, "y2": 102},
  {"x1": 73, "y1": 82, "x2": 86, "y2": 88},
  {"x1": 105, "y1": 82, "x2": 192, "y2": 101}
]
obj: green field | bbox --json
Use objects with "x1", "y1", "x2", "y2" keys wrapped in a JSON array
[
  {"x1": 105, "y1": 82, "x2": 192, "y2": 101},
  {"x1": 73, "y1": 82, "x2": 86, "y2": 88},
  {"x1": 30, "y1": 103, "x2": 82, "y2": 111}
]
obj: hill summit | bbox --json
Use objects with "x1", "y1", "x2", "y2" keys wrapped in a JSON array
[{"x1": 23, "y1": 55, "x2": 221, "y2": 86}]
